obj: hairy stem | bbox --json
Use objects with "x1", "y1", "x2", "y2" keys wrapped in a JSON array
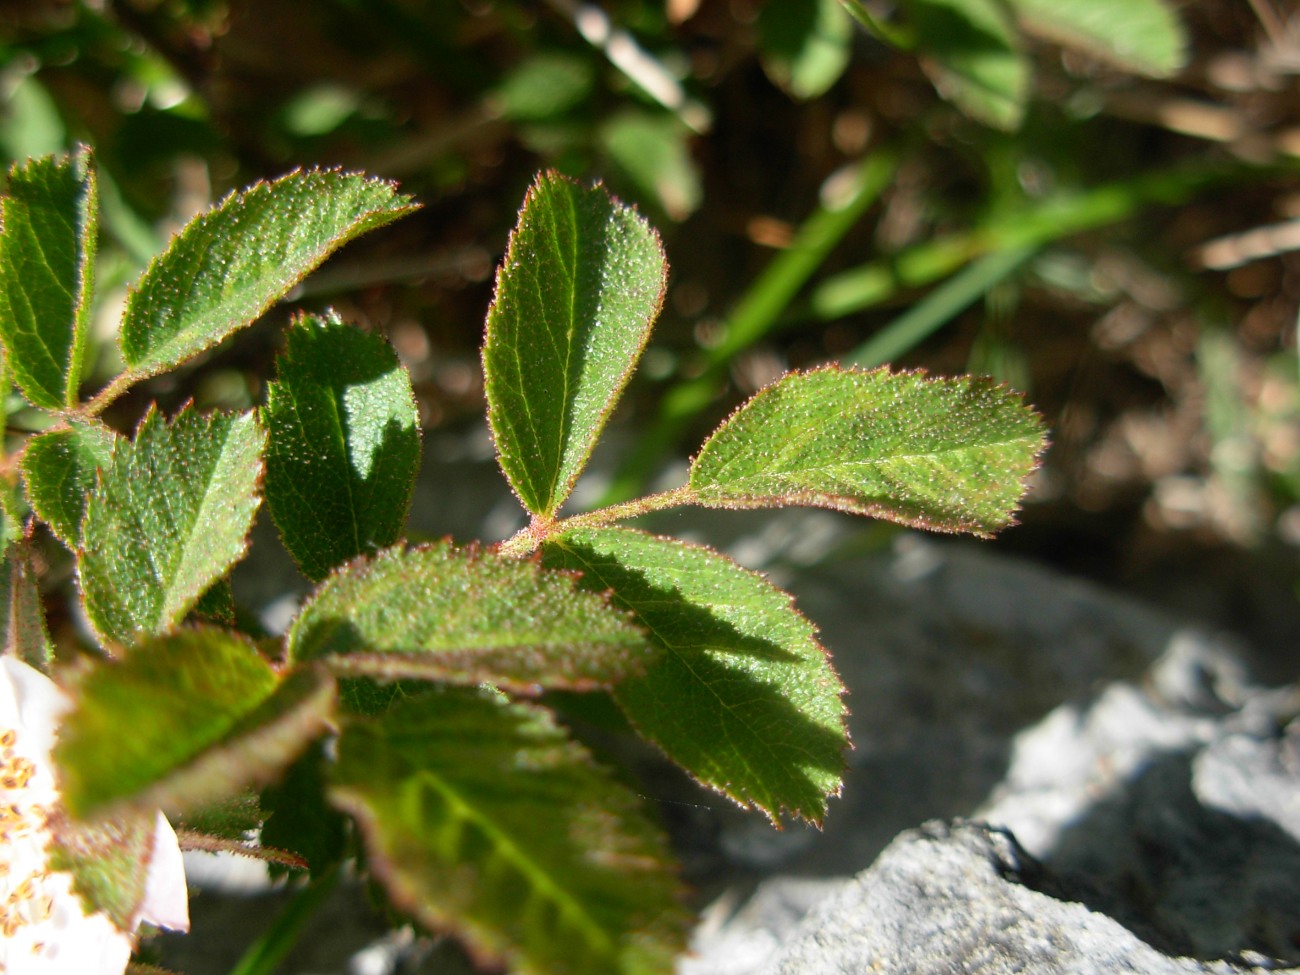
[{"x1": 496, "y1": 484, "x2": 695, "y2": 557}]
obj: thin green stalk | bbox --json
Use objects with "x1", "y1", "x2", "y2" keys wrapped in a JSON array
[
  {"x1": 813, "y1": 157, "x2": 1296, "y2": 321},
  {"x1": 847, "y1": 245, "x2": 1035, "y2": 368},
  {"x1": 226, "y1": 865, "x2": 341, "y2": 975}
]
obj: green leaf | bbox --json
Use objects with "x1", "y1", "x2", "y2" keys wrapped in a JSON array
[
  {"x1": 78, "y1": 406, "x2": 267, "y2": 648},
  {"x1": 21, "y1": 419, "x2": 118, "y2": 548},
  {"x1": 260, "y1": 742, "x2": 348, "y2": 876},
  {"x1": 288, "y1": 542, "x2": 652, "y2": 694},
  {"x1": 600, "y1": 112, "x2": 703, "y2": 222},
  {"x1": 1008, "y1": 0, "x2": 1186, "y2": 77},
  {"x1": 329, "y1": 687, "x2": 688, "y2": 975},
  {"x1": 119, "y1": 169, "x2": 416, "y2": 381},
  {"x1": 0, "y1": 536, "x2": 53, "y2": 670},
  {"x1": 543, "y1": 528, "x2": 847, "y2": 825},
  {"x1": 494, "y1": 53, "x2": 595, "y2": 121},
  {"x1": 263, "y1": 312, "x2": 421, "y2": 582},
  {"x1": 759, "y1": 0, "x2": 854, "y2": 100},
  {"x1": 688, "y1": 366, "x2": 1046, "y2": 537},
  {"x1": 484, "y1": 172, "x2": 667, "y2": 519},
  {"x1": 902, "y1": 0, "x2": 1029, "y2": 130},
  {"x1": 0, "y1": 146, "x2": 97, "y2": 409},
  {"x1": 48, "y1": 808, "x2": 159, "y2": 930},
  {"x1": 55, "y1": 627, "x2": 335, "y2": 819}
]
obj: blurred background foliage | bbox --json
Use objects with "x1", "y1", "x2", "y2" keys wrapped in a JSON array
[{"x1": 1, "y1": 0, "x2": 1298, "y2": 658}]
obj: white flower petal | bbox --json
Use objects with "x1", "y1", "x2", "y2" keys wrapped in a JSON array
[
  {"x1": 138, "y1": 810, "x2": 190, "y2": 933},
  {"x1": 0, "y1": 656, "x2": 190, "y2": 974}
]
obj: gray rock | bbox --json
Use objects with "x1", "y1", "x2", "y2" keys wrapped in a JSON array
[{"x1": 764, "y1": 821, "x2": 1299, "y2": 975}]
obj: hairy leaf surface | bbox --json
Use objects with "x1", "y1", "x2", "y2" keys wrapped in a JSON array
[
  {"x1": 119, "y1": 169, "x2": 416, "y2": 380},
  {"x1": 543, "y1": 527, "x2": 847, "y2": 824},
  {"x1": 56, "y1": 628, "x2": 335, "y2": 818},
  {"x1": 263, "y1": 312, "x2": 420, "y2": 581},
  {"x1": 1010, "y1": 0, "x2": 1185, "y2": 77},
  {"x1": 78, "y1": 406, "x2": 266, "y2": 648},
  {"x1": 0, "y1": 147, "x2": 96, "y2": 408},
  {"x1": 689, "y1": 366, "x2": 1045, "y2": 536},
  {"x1": 329, "y1": 687, "x2": 687, "y2": 975},
  {"x1": 289, "y1": 542, "x2": 651, "y2": 693},
  {"x1": 48, "y1": 809, "x2": 157, "y2": 930},
  {"x1": 902, "y1": 0, "x2": 1028, "y2": 130},
  {"x1": 0, "y1": 536, "x2": 52, "y2": 669},
  {"x1": 21, "y1": 419, "x2": 117, "y2": 548},
  {"x1": 484, "y1": 172, "x2": 666, "y2": 518}
]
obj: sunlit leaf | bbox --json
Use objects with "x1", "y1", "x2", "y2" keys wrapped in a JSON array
[
  {"x1": 902, "y1": 0, "x2": 1029, "y2": 130},
  {"x1": 600, "y1": 112, "x2": 702, "y2": 221},
  {"x1": 1009, "y1": 0, "x2": 1186, "y2": 77},
  {"x1": 483, "y1": 172, "x2": 667, "y2": 518},
  {"x1": 329, "y1": 687, "x2": 688, "y2": 975},
  {"x1": 494, "y1": 53, "x2": 595, "y2": 121},
  {"x1": 56, "y1": 627, "x2": 335, "y2": 819},
  {"x1": 543, "y1": 527, "x2": 847, "y2": 825},
  {"x1": 21, "y1": 419, "x2": 118, "y2": 548},
  {"x1": 288, "y1": 542, "x2": 651, "y2": 694},
  {"x1": 759, "y1": 0, "x2": 853, "y2": 99},
  {"x1": 78, "y1": 406, "x2": 266, "y2": 648},
  {"x1": 119, "y1": 169, "x2": 416, "y2": 381},
  {"x1": 263, "y1": 312, "x2": 421, "y2": 581},
  {"x1": 688, "y1": 366, "x2": 1046, "y2": 536},
  {"x1": 48, "y1": 809, "x2": 157, "y2": 930},
  {"x1": 0, "y1": 147, "x2": 96, "y2": 409}
]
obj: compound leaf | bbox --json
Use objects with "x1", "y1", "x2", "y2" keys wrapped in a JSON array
[
  {"x1": 688, "y1": 366, "x2": 1045, "y2": 537},
  {"x1": 1009, "y1": 0, "x2": 1186, "y2": 77},
  {"x1": 329, "y1": 687, "x2": 687, "y2": 975},
  {"x1": 55, "y1": 627, "x2": 336, "y2": 819},
  {"x1": 902, "y1": 0, "x2": 1029, "y2": 130},
  {"x1": 78, "y1": 406, "x2": 266, "y2": 648},
  {"x1": 288, "y1": 542, "x2": 652, "y2": 694},
  {"x1": 484, "y1": 172, "x2": 666, "y2": 519},
  {"x1": 543, "y1": 527, "x2": 847, "y2": 825},
  {"x1": 119, "y1": 169, "x2": 416, "y2": 381},
  {"x1": 21, "y1": 419, "x2": 118, "y2": 548},
  {"x1": 0, "y1": 146, "x2": 97, "y2": 409},
  {"x1": 263, "y1": 312, "x2": 421, "y2": 581}
]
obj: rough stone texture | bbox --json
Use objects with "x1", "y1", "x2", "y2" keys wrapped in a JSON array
[{"x1": 763, "y1": 821, "x2": 1299, "y2": 975}]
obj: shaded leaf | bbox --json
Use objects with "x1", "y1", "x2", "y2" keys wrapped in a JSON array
[
  {"x1": 288, "y1": 542, "x2": 651, "y2": 694},
  {"x1": 543, "y1": 527, "x2": 847, "y2": 825},
  {"x1": 188, "y1": 578, "x2": 237, "y2": 627},
  {"x1": 78, "y1": 406, "x2": 266, "y2": 648},
  {"x1": 119, "y1": 169, "x2": 416, "y2": 381},
  {"x1": 263, "y1": 312, "x2": 421, "y2": 582},
  {"x1": 0, "y1": 535, "x2": 52, "y2": 669},
  {"x1": 21, "y1": 419, "x2": 118, "y2": 548},
  {"x1": 55, "y1": 627, "x2": 335, "y2": 819},
  {"x1": 759, "y1": 0, "x2": 853, "y2": 100},
  {"x1": 688, "y1": 366, "x2": 1046, "y2": 537},
  {"x1": 0, "y1": 146, "x2": 97, "y2": 408},
  {"x1": 329, "y1": 687, "x2": 687, "y2": 975},
  {"x1": 260, "y1": 741, "x2": 347, "y2": 876},
  {"x1": 484, "y1": 172, "x2": 667, "y2": 518},
  {"x1": 902, "y1": 0, "x2": 1029, "y2": 130}
]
